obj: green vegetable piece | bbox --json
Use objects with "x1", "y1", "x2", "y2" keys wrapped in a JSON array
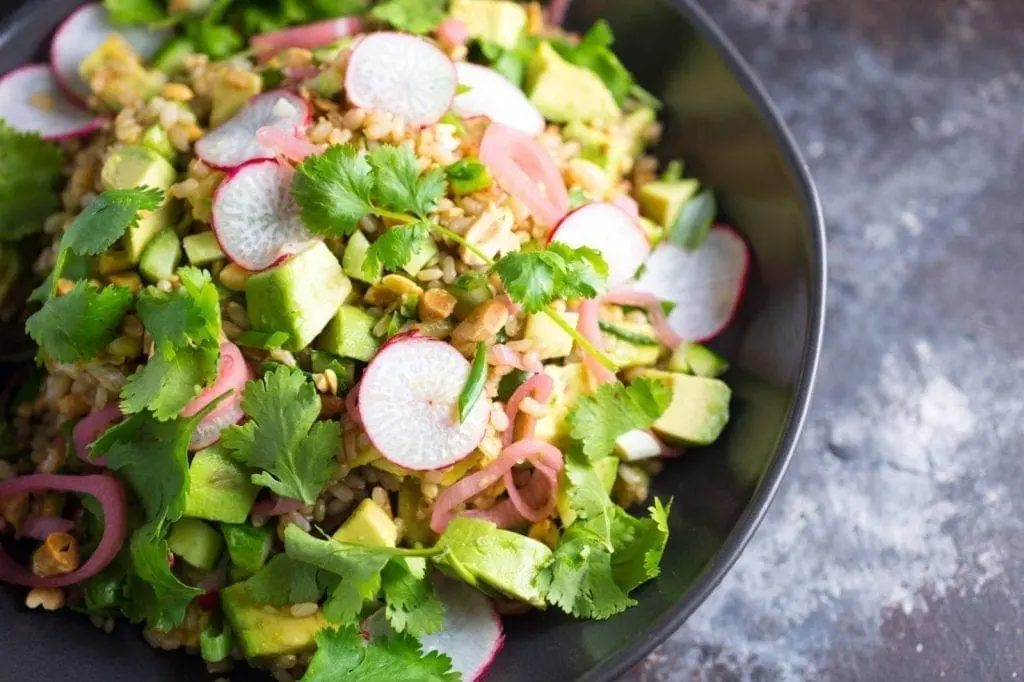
[
  {"x1": 0, "y1": 122, "x2": 62, "y2": 243},
  {"x1": 445, "y1": 157, "x2": 493, "y2": 196},
  {"x1": 182, "y1": 231, "x2": 226, "y2": 266},
  {"x1": 188, "y1": 21, "x2": 244, "y2": 60},
  {"x1": 522, "y1": 311, "x2": 578, "y2": 360},
  {"x1": 246, "y1": 241, "x2": 352, "y2": 351},
  {"x1": 667, "y1": 188, "x2": 717, "y2": 251},
  {"x1": 434, "y1": 517, "x2": 553, "y2": 606},
  {"x1": 152, "y1": 37, "x2": 197, "y2": 75},
  {"x1": 140, "y1": 125, "x2": 175, "y2": 160},
  {"x1": 599, "y1": 320, "x2": 662, "y2": 369},
  {"x1": 200, "y1": 623, "x2": 233, "y2": 663},
  {"x1": 667, "y1": 343, "x2": 730, "y2": 378},
  {"x1": 450, "y1": 0, "x2": 527, "y2": 49},
  {"x1": 458, "y1": 342, "x2": 488, "y2": 423},
  {"x1": 556, "y1": 455, "x2": 618, "y2": 527},
  {"x1": 168, "y1": 517, "x2": 224, "y2": 570},
  {"x1": 341, "y1": 231, "x2": 379, "y2": 284},
  {"x1": 310, "y1": 351, "x2": 356, "y2": 393},
  {"x1": 26, "y1": 282, "x2": 133, "y2": 364},
  {"x1": 125, "y1": 523, "x2": 203, "y2": 631},
  {"x1": 370, "y1": 0, "x2": 448, "y2": 34},
  {"x1": 100, "y1": 145, "x2": 177, "y2": 262},
  {"x1": 235, "y1": 330, "x2": 290, "y2": 350},
  {"x1": 208, "y1": 67, "x2": 263, "y2": 128},
  {"x1": 566, "y1": 377, "x2": 674, "y2": 460},
  {"x1": 496, "y1": 368, "x2": 531, "y2": 402},
  {"x1": 105, "y1": 0, "x2": 166, "y2": 24},
  {"x1": 139, "y1": 228, "x2": 182, "y2": 283},
  {"x1": 642, "y1": 370, "x2": 731, "y2": 445},
  {"x1": 400, "y1": 232, "x2": 439, "y2": 278},
  {"x1": 525, "y1": 42, "x2": 620, "y2": 123},
  {"x1": 304, "y1": 625, "x2": 458, "y2": 682},
  {"x1": 184, "y1": 445, "x2": 261, "y2": 524},
  {"x1": 221, "y1": 523, "x2": 274, "y2": 577},
  {"x1": 221, "y1": 582, "x2": 328, "y2": 660},
  {"x1": 80, "y1": 35, "x2": 166, "y2": 110},
  {"x1": 638, "y1": 179, "x2": 699, "y2": 229},
  {"x1": 317, "y1": 304, "x2": 381, "y2": 362},
  {"x1": 332, "y1": 499, "x2": 398, "y2": 547},
  {"x1": 449, "y1": 273, "x2": 492, "y2": 319},
  {"x1": 598, "y1": 320, "x2": 659, "y2": 347}
]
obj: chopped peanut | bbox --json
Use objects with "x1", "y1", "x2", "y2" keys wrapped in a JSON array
[
  {"x1": 25, "y1": 587, "x2": 65, "y2": 611},
  {"x1": 320, "y1": 394, "x2": 346, "y2": 418},
  {"x1": 364, "y1": 284, "x2": 398, "y2": 307},
  {"x1": 32, "y1": 532, "x2": 80, "y2": 578},
  {"x1": 450, "y1": 300, "x2": 509, "y2": 355},
  {"x1": 218, "y1": 264, "x2": 250, "y2": 292},
  {"x1": 418, "y1": 289, "x2": 457, "y2": 321},
  {"x1": 1, "y1": 493, "x2": 28, "y2": 529},
  {"x1": 160, "y1": 83, "x2": 194, "y2": 101},
  {"x1": 381, "y1": 274, "x2": 424, "y2": 297}
]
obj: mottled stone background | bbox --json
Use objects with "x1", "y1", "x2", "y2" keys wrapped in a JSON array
[{"x1": 628, "y1": 0, "x2": 1024, "y2": 679}]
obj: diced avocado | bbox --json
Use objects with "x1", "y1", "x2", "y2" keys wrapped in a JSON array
[
  {"x1": 613, "y1": 429, "x2": 663, "y2": 462},
  {"x1": 526, "y1": 42, "x2": 620, "y2": 123},
  {"x1": 168, "y1": 518, "x2": 224, "y2": 570},
  {"x1": 450, "y1": 0, "x2": 527, "y2": 50},
  {"x1": 182, "y1": 231, "x2": 226, "y2": 266},
  {"x1": 522, "y1": 311, "x2": 578, "y2": 360},
  {"x1": 98, "y1": 249, "x2": 133, "y2": 275},
  {"x1": 309, "y1": 351, "x2": 356, "y2": 393},
  {"x1": 221, "y1": 583, "x2": 327, "y2": 660},
  {"x1": 152, "y1": 37, "x2": 197, "y2": 75},
  {"x1": 435, "y1": 517, "x2": 553, "y2": 607},
  {"x1": 139, "y1": 229, "x2": 182, "y2": 283},
  {"x1": 620, "y1": 107, "x2": 657, "y2": 155},
  {"x1": 642, "y1": 370, "x2": 731, "y2": 446},
  {"x1": 342, "y1": 231, "x2": 378, "y2": 284},
  {"x1": 221, "y1": 523, "x2": 274, "y2": 577},
  {"x1": 79, "y1": 35, "x2": 166, "y2": 110},
  {"x1": 101, "y1": 145, "x2": 178, "y2": 262},
  {"x1": 332, "y1": 499, "x2": 397, "y2": 547},
  {"x1": 600, "y1": 320, "x2": 662, "y2": 368},
  {"x1": 317, "y1": 305, "x2": 380, "y2": 362},
  {"x1": 557, "y1": 455, "x2": 618, "y2": 526},
  {"x1": 209, "y1": 69, "x2": 263, "y2": 128},
  {"x1": 301, "y1": 65, "x2": 344, "y2": 98},
  {"x1": 401, "y1": 239, "x2": 439, "y2": 278},
  {"x1": 638, "y1": 179, "x2": 700, "y2": 229},
  {"x1": 246, "y1": 242, "x2": 351, "y2": 351},
  {"x1": 668, "y1": 343, "x2": 730, "y2": 378},
  {"x1": 637, "y1": 216, "x2": 664, "y2": 245},
  {"x1": 141, "y1": 125, "x2": 175, "y2": 160},
  {"x1": 184, "y1": 446, "x2": 261, "y2": 524},
  {"x1": 533, "y1": 363, "x2": 588, "y2": 446}
]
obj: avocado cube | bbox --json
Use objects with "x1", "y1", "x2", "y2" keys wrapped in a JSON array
[
  {"x1": 332, "y1": 499, "x2": 397, "y2": 547},
  {"x1": 642, "y1": 370, "x2": 731, "y2": 446},
  {"x1": 522, "y1": 311, "x2": 578, "y2": 360},
  {"x1": 221, "y1": 583, "x2": 327, "y2": 660},
  {"x1": 668, "y1": 343, "x2": 730, "y2": 378},
  {"x1": 526, "y1": 42, "x2": 620, "y2": 123},
  {"x1": 182, "y1": 231, "x2": 226, "y2": 266},
  {"x1": 210, "y1": 69, "x2": 263, "y2": 128},
  {"x1": 141, "y1": 125, "x2": 176, "y2": 161},
  {"x1": 221, "y1": 523, "x2": 274, "y2": 577},
  {"x1": 101, "y1": 145, "x2": 178, "y2": 262},
  {"x1": 317, "y1": 305, "x2": 380, "y2": 362},
  {"x1": 450, "y1": 0, "x2": 527, "y2": 50},
  {"x1": 184, "y1": 446, "x2": 260, "y2": 524},
  {"x1": 79, "y1": 34, "x2": 166, "y2": 110},
  {"x1": 401, "y1": 239, "x2": 439, "y2": 278},
  {"x1": 601, "y1": 321, "x2": 662, "y2": 368},
  {"x1": 246, "y1": 242, "x2": 352, "y2": 351},
  {"x1": 342, "y1": 231, "x2": 378, "y2": 284},
  {"x1": 557, "y1": 456, "x2": 618, "y2": 526},
  {"x1": 637, "y1": 216, "x2": 664, "y2": 246},
  {"x1": 638, "y1": 180, "x2": 700, "y2": 229},
  {"x1": 533, "y1": 363, "x2": 588, "y2": 446},
  {"x1": 139, "y1": 228, "x2": 182, "y2": 283},
  {"x1": 168, "y1": 518, "x2": 224, "y2": 570}
]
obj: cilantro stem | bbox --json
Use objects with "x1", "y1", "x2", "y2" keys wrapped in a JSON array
[
  {"x1": 430, "y1": 224, "x2": 494, "y2": 265},
  {"x1": 544, "y1": 309, "x2": 618, "y2": 372},
  {"x1": 373, "y1": 207, "x2": 420, "y2": 225}
]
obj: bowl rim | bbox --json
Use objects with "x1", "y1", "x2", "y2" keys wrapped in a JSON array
[
  {"x1": 0, "y1": 0, "x2": 826, "y2": 679},
  {"x1": 586, "y1": 1, "x2": 827, "y2": 679}
]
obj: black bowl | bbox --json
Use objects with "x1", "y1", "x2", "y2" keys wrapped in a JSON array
[{"x1": 0, "y1": 1, "x2": 826, "y2": 680}]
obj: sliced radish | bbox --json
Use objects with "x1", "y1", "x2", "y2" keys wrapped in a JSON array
[
  {"x1": 549, "y1": 202, "x2": 651, "y2": 287},
  {"x1": 195, "y1": 91, "x2": 311, "y2": 170},
  {"x1": 345, "y1": 32, "x2": 457, "y2": 127},
  {"x1": 0, "y1": 65, "x2": 104, "y2": 140},
  {"x1": 358, "y1": 337, "x2": 489, "y2": 471},
  {"x1": 211, "y1": 159, "x2": 314, "y2": 271},
  {"x1": 51, "y1": 3, "x2": 171, "y2": 104},
  {"x1": 364, "y1": 577, "x2": 503, "y2": 682},
  {"x1": 633, "y1": 226, "x2": 751, "y2": 342},
  {"x1": 480, "y1": 122, "x2": 569, "y2": 227},
  {"x1": 453, "y1": 63, "x2": 544, "y2": 137},
  {"x1": 251, "y1": 17, "x2": 363, "y2": 60},
  {"x1": 182, "y1": 342, "x2": 253, "y2": 450}
]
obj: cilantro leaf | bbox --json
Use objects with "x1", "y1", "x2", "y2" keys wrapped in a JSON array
[
  {"x1": 666, "y1": 188, "x2": 717, "y2": 251},
  {"x1": 541, "y1": 522, "x2": 636, "y2": 620},
  {"x1": 562, "y1": 448, "x2": 616, "y2": 547},
  {"x1": 120, "y1": 351, "x2": 213, "y2": 420},
  {"x1": 550, "y1": 22, "x2": 634, "y2": 105},
  {"x1": 367, "y1": 145, "x2": 446, "y2": 218},
  {"x1": 363, "y1": 222, "x2": 431, "y2": 279},
  {"x1": 26, "y1": 282, "x2": 133, "y2": 363},
  {"x1": 243, "y1": 555, "x2": 338, "y2": 606},
  {"x1": 221, "y1": 366, "x2": 340, "y2": 505},
  {"x1": 492, "y1": 243, "x2": 609, "y2": 313},
  {"x1": 29, "y1": 249, "x2": 88, "y2": 303},
  {"x1": 0, "y1": 122, "x2": 62, "y2": 242},
  {"x1": 302, "y1": 625, "x2": 458, "y2": 682},
  {"x1": 369, "y1": 0, "x2": 447, "y2": 35},
  {"x1": 545, "y1": 242, "x2": 609, "y2": 301},
  {"x1": 381, "y1": 560, "x2": 444, "y2": 636},
  {"x1": 293, "y1": 144, "x2": 375, "y2": 237},
  {"x1": 124, "y1": 523, "x2": 202, "y2": 632},
  {"x1": 609, "y1": 498, "x2": 671, "y2": 592},
  {"x1": 104, "y1": 0, "x2": 167, "y2": 24},
  {"x1": 63, "y1": 187, "x2": 164, "y2": 256},
  {"x1": 566, "y1": 377, "x2": 673, "y2": 460}
]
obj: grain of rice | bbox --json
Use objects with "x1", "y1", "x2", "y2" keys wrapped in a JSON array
[
  {"x1": 518, "y1": 396, "x2": 547, "y2": 418},
  {"x1": 489, "y1": 404, "x2": 509, "y2": 432},
  {"x1": 416, "y1": 267, "x2": 443, "y2": 282},
  {"x1": 269, "y1": 349, "x2": 297, "y2": 367},
  {"x1": 441, "y1": 255, "x2": 457, "y2": 283},
  {"x1": 478, "y1": 434, "x2": 502, "y2": 460}
]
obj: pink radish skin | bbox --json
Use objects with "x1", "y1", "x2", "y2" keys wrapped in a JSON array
[
  {"x1": 0, "y1": 65, "x2": 104, "y2": 140},
  {"x1": 358, "y1": 337, "x2": 489, "y2": 471},
  {"x1": 453, "y1": 63, "x2": 545, "y2": 137},
  {"x1": 548, "y1": 202, "x2": 651, "y2": 287},
  {"x1": 633, "y1": 225, "x2": 751, "y2": 342},
  {"x1": 251, "y1": 17, "x2": 363, "y2": 60},
  {"x1": 195, "y1": 91, "x2": 311, "y2": 171},
  {"x1": 345, "y1": 32, "x2": 457, "y2": 127},
  {"x1": 50, "y1": 3, "x2": 171, "y2": 104},
  {"x1": 210, "y1": 159, "x2": 314, "y2": 271}
]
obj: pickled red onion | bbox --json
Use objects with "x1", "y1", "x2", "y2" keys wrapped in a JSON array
[
  {"x1": 437, "y1": 18, "x2": 469, "y2": 47},
  {"x1": 71, "y1": 402, "x2": 122, "y2": 466},
  {"x1": 503, "y1": 460, "x2": 559, "y2": 523},
  {"x1": 576, "y1": 299, "x2": 618, "y2": 385},
  {"x1": 251, "y1": 17, "x2": 363, "y2": 59},
  {"x1": 604, "y1": 289, "x2": 684, "y2": 350},
  {"x1": 502, "y1": 372, "x2": 554, "y2": 448},
  {"x1": 487, "y1": 344, "x2": 543, "y2": 374},
  {"x1": 20, "y1": 514, "x2": 74, "y2": 541},
  {"x1": 251, "y1": 495, "x2": 303, "y2": 517},
  {"x1": 256, "y1": 126, "x2": 321, "y2": 163},
  {"x1": 479, "y1": 122, "x2": 569, "y2": 227}
]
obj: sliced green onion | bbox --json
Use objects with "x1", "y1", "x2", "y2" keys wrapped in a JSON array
[
  {"x1": 668, "y1": 188, "x2": 717, "y2": 251},
  {"x1": 234, "y1": 330, "x2": 290, "y2": 349},
  {"x1": 458, "y1": 342, "x2": 488, "y2": 423},
  {"x1": 200, "y1": 623, "x2": 233, "y2": 663},
  {"x1": 598, "y1": 320, "x2": 660, "y2": 346},
  {"x1": 445, "y1": 158, "x2": 493, "y2": 196}
]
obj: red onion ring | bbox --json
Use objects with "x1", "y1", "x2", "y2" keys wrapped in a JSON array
[
  {"x1": 479, "y1": 122, "x2": 569, "y2": 227},
  {"x1": 71, "y1": 402, "x2": 122, "y2": 466},
  {"x1": 256, "y1": 126, "x2": 321, "y2": 163},
  {"x1": 20, "y1": 514, "x2": 74, "y2": 541},
  {"x1": 502, "y1": 372, "x2": 555, "y2": 448},
  {"x1": 251, "y1": 495, "x2": 303, "y2": 517}
]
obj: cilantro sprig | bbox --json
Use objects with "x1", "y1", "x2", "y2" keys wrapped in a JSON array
[
  {"x1": 566, "y1": 377, "x2": 674, "y2": 460},
  {"x1": 25, "y1": 282, "x2": 134, "y2": 364},
  {"x1": 302, "y1": 625, "x2": 458, "y2": 682},
  {"x1": 0, "y1": 122, "x2": 63, "y2": 242},
  {"x1": 369, "y1": 0, "x2": 447, "y2": 35}
]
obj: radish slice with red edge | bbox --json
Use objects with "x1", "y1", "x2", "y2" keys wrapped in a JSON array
[
  {"x1": 453, "y1": 63, "x2": 545, "y2": 137},
  {"x1": 251, "y1": 17, "x2": 363, "y2": 60},
  {"x1": 50, "y1": 3, "x2": 171, "y2": 104},
  {"x1": 0, "y1": 474, "x2": 127, "y2": 587},
  {"x1": 632, "y1": 226, "x2": 751, "y2": 342},
  {"x1": 359, "y1": 337, "x2": 489, "y2": 471},
  {"x1": 364, "y1": 577, "x2": 503, "y2": 682},
  {"x1": 548, "y1": 201, "x2": 651, "y2": 287},
  {"x1": 195, "y1": 91, "x2": 311, "y2": 171},
  {"x1": 0, "y1": 65, "x2": 104, "y2": 140},
  {"x1": 72, "y1": 402, "x2": 122, "y2": 466},
  {"x1": 480, "y1": 122, "x2": 569, "y2": 227},
  {"x1": 345, "y1": 32, "x2": 457, "y2": 127},
  {"x1": 182, "y1": 342, "x2": 252, "y2": 450},
  {"x1": 211, "y1": 159, "x2": 314, "y2": 271}
]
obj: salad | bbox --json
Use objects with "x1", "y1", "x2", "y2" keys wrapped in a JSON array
[{"x1": 0, "y1": 0, "x2": 750, "y2": 680}]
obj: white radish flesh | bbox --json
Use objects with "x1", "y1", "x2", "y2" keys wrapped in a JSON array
[
  {"x1": 345, "y1": 32, "x2": 457, "y2": 127},
  {"x1": 0, "y1": 65, "x2": 104, "y2": 140},
  {"x1": 51, "y1": 3, "x2": 171, "y2": 103},
  {"x1": 195, "y1": 91, "x2": 311, "y2": 170},
  {"x1": 453, "y1": 63, "x2": 545, "y2": 136},
  {"x1": 358, "y1": 337, "x2": 489, "y2": 471},
  {"x1": 549, "y1": 202, "x2": 652, "y2": 287},
  {"x1": 210, "y1": 160, "x2": 313, "y2": 271},
  {"x1": 634, "y1": 226, "x2": 751, "y2": 342}
]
